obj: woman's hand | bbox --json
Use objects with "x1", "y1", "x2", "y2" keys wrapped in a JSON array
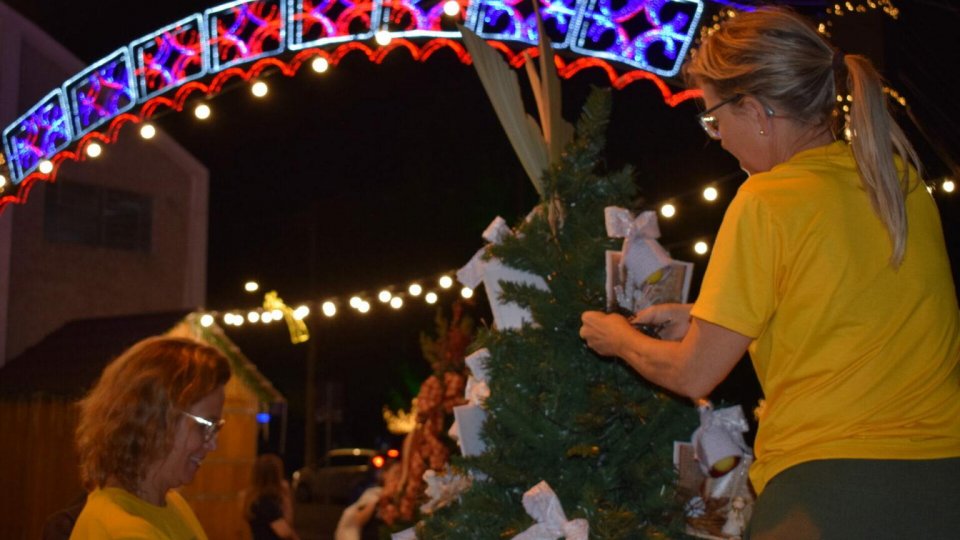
[
  {"x1": 579, "y1": 311, "x2": 635, "y2": 357},
  {"x1": 630, "y1": 303, "x2": 692, "y2": 341}
]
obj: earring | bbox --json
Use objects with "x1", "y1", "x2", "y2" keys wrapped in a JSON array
[{"x1": 759, "y1": 129, "x2": 766, "y2": 136}]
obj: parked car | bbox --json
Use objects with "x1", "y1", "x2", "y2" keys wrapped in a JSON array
[{"x1": 292, "y1": 448, "x2": 380, "y2": 504}]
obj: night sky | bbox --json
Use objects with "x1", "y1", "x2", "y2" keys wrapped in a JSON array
[{"x1": 6, "y1": 0, "x2": 959, "y2": 467}]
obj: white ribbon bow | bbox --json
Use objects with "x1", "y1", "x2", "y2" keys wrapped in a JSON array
[
  {"x1": 457, "y1": 216, "x2": 512, "y2": 288},
  {"x1": 605, "y1": 207, "x2": 672, "y2": 284},
  {"x1": 692, "y1": 402, "x2": 750, "y2": 476},
  {"x1": 512, "y1": 481, "x2": 589, "y2": 540}
]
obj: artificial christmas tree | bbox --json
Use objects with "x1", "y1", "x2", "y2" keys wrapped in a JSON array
[{"x1": 408, "y1": 22, "x2": 699, "y2": 536}]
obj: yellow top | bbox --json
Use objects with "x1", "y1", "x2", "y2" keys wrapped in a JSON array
[
  {"x1": 69, "y1": 487, "x2": 207, "y2": 540},
  {"x1": 691, "y1": 141, "x2": 960, "y2": 494}
]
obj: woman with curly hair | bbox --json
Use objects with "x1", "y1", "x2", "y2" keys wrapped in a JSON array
[
  {"x1": 242, "y1": 453, "x2": 300, "y2": 540},
  {"x1": 69, "y1": 336, "x2": 231, "y2": 539}
]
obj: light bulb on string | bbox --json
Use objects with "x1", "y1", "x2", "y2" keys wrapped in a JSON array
[
  {"x1": 271, "y1": 309, "x2": 282, "y2": 319},
  {"x1": 293, "y1": 305, "x2": 310, "y2": 320},
  {"x1": 349, "y1": 296, "x2": 362, "y2": 309},
  {"x1": 38, "y1": 160, "x2": 54, "y2": 174},
  {"x1": 85, "y1": 142, "x2": 102, "y2": 158},
  {"x1": 140, "y1": 123, "x2": 156, "y2": 139},
  {"x1": 0, "y1": 175, "x2": 7, "y2": 189},
  {"x1": 322, "y1": 301, "x2": 336, "y2": 317},
  {"x1": 247, "y1": 311, "x2": 260, "y2": 323},
  {"x1": 942, "y1": 179, "x2": 955, "y2": 193},
  {"x1": 200, "y1": 314, "x2": 214, "y2": 327},
  {"x1": 408, "y1": 283, "x2": 422, "y2": 296},
  {"x1": 261, "y1": 311, "x2": 274, "y2": 323},
  {"x1": 311, "y1": 57, "x2": 329, "y2": 73},
  {"x1": 194, "y1": 103, "x2": 211, "y2": 120},
  {"x1": 660, "y1": 203, "x2": 676, "y2": 219},
  {"x1": 460, "y1": 287, "x2": 473, "y2": 299},
  {"x1": 425, "y1": 292, "x2": 438, "y2": 304},
  {"x1": 694, "y1": 241, "x2": 710, "y2": 255},
  {"x1": 443, "y1": 0, "x2": 460, "y2": 16},
  {"x1": 245, "y1": 281, "x2": 259, "y2": 293},
  {"x1": 375, "y1": 30, "x2": 391, "y2": 46},
  {"x1": 703, "y1": 186, "x2": 718, "y2": 201},
  {"x1": 251, "y1": 80, "x2": 269, "y2": 98},
  {"x1": 378, "y1": 290, "x2": 392, "y2": 303},
  {"x1": 390, "y1": 297, "x2": 403, "y2": 309},
  {"x1": 358, "y1": 301, "x2": 371, "y2": 314},
  {"x1": 438, "y1": 275, "x2": 453, "y2": 289}
]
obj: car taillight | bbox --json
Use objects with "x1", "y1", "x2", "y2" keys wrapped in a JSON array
[
  {"x1": 387, "y1": 448, "x2": 399, "y2": 458},
  {"x1": 372, "y1": 455, "x2": 385, "y2": 468}
]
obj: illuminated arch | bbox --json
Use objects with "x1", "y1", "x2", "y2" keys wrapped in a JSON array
[{"x1": 0, "y1": 0, "x2": 706, "y2": 210}]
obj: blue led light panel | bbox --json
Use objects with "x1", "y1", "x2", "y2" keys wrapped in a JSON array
[
  {"x1": 380, "y1": 0, "x2": 467, "y2": 38},
  {"x1": 132, "y1": 15, "x2": 210, "y2": 101},
  {"x1": 286, "y1": 0, "x2": 379, "y2": 49},
  {"x1": 63, "y1": 49, "x2": 138, "y2": 137},
  {"x1": 471, "y1": 0, "x2": 580, "y2": 49},
  {"x1": 207, "y1": 0, "x2": 287, "y2": 71},
  {"x1": 2, "y1": 90, "x2": 73, "y2": 183},
  {"x1": 572, "y1": 0, "x2": 704, "y2": 77}
]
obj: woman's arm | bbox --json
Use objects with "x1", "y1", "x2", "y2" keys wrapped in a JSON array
[
  {"x1": 579, "y1": 308, "x2": 750, "y2": 399},
  {"x1": 270, "y1": 518, "x2": 300, "y2": 540}
]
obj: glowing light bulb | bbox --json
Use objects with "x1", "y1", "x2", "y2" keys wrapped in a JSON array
[
  {"x1": 408, "y1": 283, "x2": 422, "y2": 296},
  {"x1": 660, "y1": 203, "x2": 676, "y2": 218},
  {"x1": 194, "y1": 103, "x2": 211, "y2": 120},
  {"x1": 271, "y1": 309, "x2": 282, "y2": 319},
  {"x1": 358, "y1": 301, "x2": 371, "y2": 314},
  {"x1": 425, "y1": 292, "x2": 438, "y2": 304},
  {"x1": 322, "y1": 301, "x2": 336, "y2": 317},
  {"x1": 200, "y1": 314, "x2": 214, "y2": 327},
  {"x1": 85, "y1": 142, "x2": 102, "y2": 158},
  {"x1": 311, "y1": 57, "x2": 329, "y2": 73},
  {"x1": 703, "y1": 186, "x2": 718, "y2": 201},
  {"x1": 943, "y1": 179, "x2": 955, "y2": 193},
  {"x1": 140, "y1": 123, "x2": 156, "y2": 139},
  {"x1": 293, "y1": 305, "x2": 310, "y2": 320},
  {"x1": 251, "y1": 80, "x2": 268, "y2": 97},
  {"x1": 248, "y1": 311, "x2": 261, "y2": 323},
  {"x1": 349, "y1": 296, "x2": 362, "y2": 309},
  {"x1": 234, "y1": 314, "x2": 245, "y2": 326},
  {"x1": 0, "y1": 175, "x2": 6, "y2": 189},
  {"x1": 375, "y1": 30, "x2": 391, "y2": 46},
  {"x1": 438, "y1": 275, "x2": 453, "y2": 289},
  {"x1": 460, "y1": 287, "x2": 473, "y2": 299},
  {"x1": 694, "y1": 241, "x2": 709, "y2": 255},
  {"x1": 38, "y1": 160, "x2": 54, "y2": 174},
  {"x1": 443, "y1": 0, "x2": 460, "y2": 16},
  {"x1": 390, "y1": 297, "x2": 403, "y2": 309},
  {"x1": 261, "y1": 311, "x2": 274, "y2": 323},
  {"x1": 245, "y1": 281, "x2": 259, "y2": 292},
  {"x1": 378, "y1": 290, "x2": 392, "y2": 303}
]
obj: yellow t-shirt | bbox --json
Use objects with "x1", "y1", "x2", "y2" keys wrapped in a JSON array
[
  {"x1": 69, "y1": 487, "x2": 207, "y2": 540},
  {"x1": 691, "y1": 141, "x2": 960, "y2": 494}
]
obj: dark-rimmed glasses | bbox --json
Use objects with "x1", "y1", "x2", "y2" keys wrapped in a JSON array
[
  {"x1": 179, "y1": 410, "x2": 225, "y2": 443},
  {"x1": 697, "y1": 94, "x2": 743, "y2": 140},
  {"x1": 697, "y1": 94, "x2": 778, "y2": 140}
]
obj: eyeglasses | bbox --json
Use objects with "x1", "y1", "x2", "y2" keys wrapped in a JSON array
[
  {"x1": 179, "y1": 410, "x2": 225, "y2": 443},
  {"x1": 697, "y1": 94, "x2": 778, "y2": 140},
  {"x1": 697, "y1": 94, "x2": 743, "y2": 140}
]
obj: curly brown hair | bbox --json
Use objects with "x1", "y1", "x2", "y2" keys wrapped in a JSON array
[{"x1": 75, "y1": 336, "x2": 231, "y2": 492}]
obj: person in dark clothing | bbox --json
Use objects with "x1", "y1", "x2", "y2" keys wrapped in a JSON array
[{"x1": 243, "y1": 453, "x2": 300, "y2": 540}]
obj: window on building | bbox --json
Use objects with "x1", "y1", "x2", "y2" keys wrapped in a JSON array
[{"x1": 44, "y1": 180, "x2": 152, "y2": 252}]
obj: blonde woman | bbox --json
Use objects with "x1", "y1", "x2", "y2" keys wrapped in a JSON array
[
  {"x1": 581, "y1": 7, "x2": 960, "y2": 538},
  {"x1": 70, "y1": 336, "x2": 231, "y2": 539}
]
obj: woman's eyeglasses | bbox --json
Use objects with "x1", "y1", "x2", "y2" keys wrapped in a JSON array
[
  {"x1": 697, "y1": 94, "x2": 743, "y2": 140},
  {"x1": 697, "y1": 94, "x2": 777, "y2": 140},
  {"x1": 179, "y1": 410, "x2": 225, "y2": 443}
]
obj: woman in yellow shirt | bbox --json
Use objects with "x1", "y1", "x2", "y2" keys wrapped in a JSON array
[
  {"x1": 69, "y1": 336, "x2": 231, "y2": 539},
  {"x1": 580, "y1": 7, "x2": 960, "y2": 539}
]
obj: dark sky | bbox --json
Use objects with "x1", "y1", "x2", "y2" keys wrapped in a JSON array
[{"x1": 6, "y1": 0, "x2": 960, "y2": 464}]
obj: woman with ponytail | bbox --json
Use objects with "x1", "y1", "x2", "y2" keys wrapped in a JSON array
[{"x1": 581, "y1": 7, "x2": 959, "y2": 538}]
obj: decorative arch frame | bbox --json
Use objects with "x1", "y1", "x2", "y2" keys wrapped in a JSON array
[{"x1": 0, "y1": 0, "x2": 706, "y2": 211}]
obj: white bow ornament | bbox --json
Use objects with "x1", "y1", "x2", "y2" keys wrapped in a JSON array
[{"x1": 512, "y1": 481, "x2": 589, "y2": 540}]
